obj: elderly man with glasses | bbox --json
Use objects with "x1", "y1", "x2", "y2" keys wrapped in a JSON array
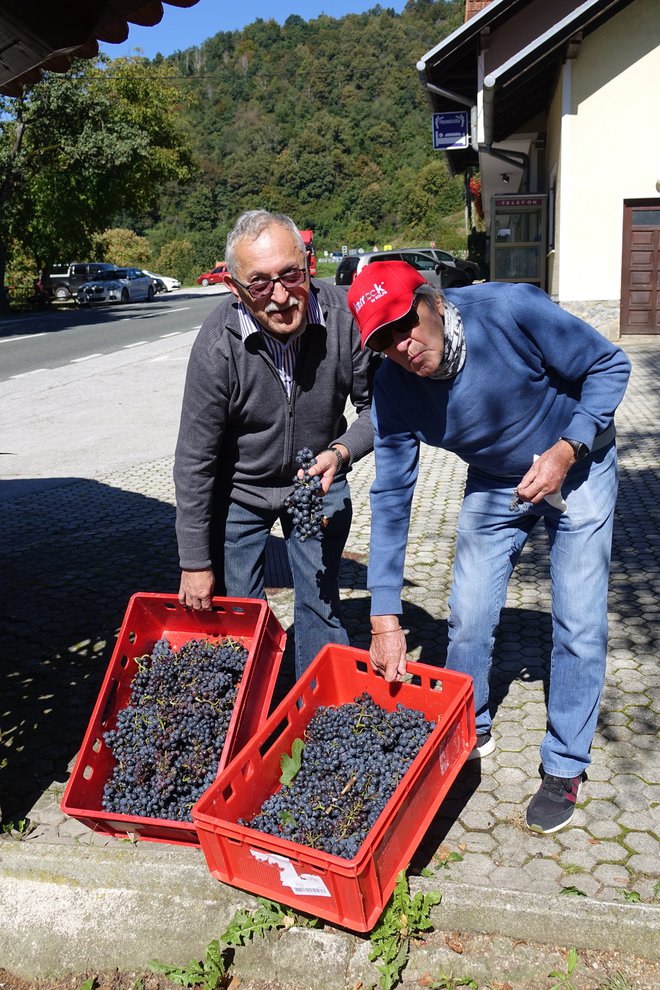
[
  {"x1": 347, "y1": 261, "x2": 631, "y2": 835},
  {"x1": 174, "y1": 210, "x2": 376, "y2": 679}
]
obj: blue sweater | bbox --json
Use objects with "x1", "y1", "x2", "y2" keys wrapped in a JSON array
[{"x1": 368, "y1": 281, "x2": 631, "y2": 615}]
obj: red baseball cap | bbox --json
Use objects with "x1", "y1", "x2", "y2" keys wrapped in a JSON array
[{"x1": 347, "y1": 261, "x2": 427, "y2": 349}]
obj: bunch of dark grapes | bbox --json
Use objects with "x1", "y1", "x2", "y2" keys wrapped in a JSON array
[
  {"x1": 285, "y1": 447, "x2": 325, "y2": 541},
  {"x1": 102, "y1": 636, "x2": 248, "y2": 822},
  {"x1": 240, "y1": 693, "x2": 435, "y2": 860}
]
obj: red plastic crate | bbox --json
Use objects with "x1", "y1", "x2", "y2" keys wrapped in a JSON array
[
  {"x1": 61, "y1": 593, "x2": 286, "y2": 845},
  {"x1": 192, "y1": 644, "x2": 475, "y2": 931}
]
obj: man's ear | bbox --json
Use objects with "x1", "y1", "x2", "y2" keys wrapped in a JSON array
[{"x1": 224, "y1": 274, "x2": 241, "y2": 300}]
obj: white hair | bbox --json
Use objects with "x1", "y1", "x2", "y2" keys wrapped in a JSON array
[{"x1": 225, "y1": 210, "x2": 305, "y2": 275}]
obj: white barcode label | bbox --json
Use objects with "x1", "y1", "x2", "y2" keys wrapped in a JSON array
[{"x1": 250, "y1": 849, "x2": 331, "y2": 897}]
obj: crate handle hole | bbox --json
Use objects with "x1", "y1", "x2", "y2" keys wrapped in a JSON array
[
  {"x1": 356, "y1": 659, "x2": 368, "y2": 673},
  {"x1": 165, "y1": 602, "x2": 176, "y2": 610},
  {"x1": 221, "y1": 783, "x2": 234, "y2": 802},
  {"x1": 100, "y1": 680, "x2": 118, "y2": 726},
  {"x1": 128, "y1": 631, "x2": 137, "y2": 644},
  {"x1": 230, "y1": 606, "x2": 245, "y2": 614},
  {"x1": 120, "y1": 654, "x2": 129, "y2": 668}
]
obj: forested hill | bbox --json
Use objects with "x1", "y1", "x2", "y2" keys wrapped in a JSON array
[{"x1": 149, "y1": 0, "x2": 466, "y2": 260}]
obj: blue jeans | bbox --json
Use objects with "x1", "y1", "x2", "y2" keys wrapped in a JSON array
[
  {"x1": 445, "y1": 442, "x2": 618, "y2": 778},
  {"x1": 214, "y1": 478, "x2": 352, "y2": 679}
]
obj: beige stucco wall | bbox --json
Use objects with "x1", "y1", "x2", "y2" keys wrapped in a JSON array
[{"x1": 556, "y1": 0, "x2": 660, "y2": 307}]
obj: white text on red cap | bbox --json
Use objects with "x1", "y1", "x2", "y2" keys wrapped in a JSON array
[{"x1": 352, "y1": 281, "x2": 388, "y2": 313}]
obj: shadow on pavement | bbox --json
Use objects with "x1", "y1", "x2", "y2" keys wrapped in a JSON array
[{"x1": 0, "y1": 477, "x2": 179, "y2": 823}]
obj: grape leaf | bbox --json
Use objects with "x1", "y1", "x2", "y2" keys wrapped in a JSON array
[{"x1": 280, "y1": 737, "x2": 305, "y2": 786}]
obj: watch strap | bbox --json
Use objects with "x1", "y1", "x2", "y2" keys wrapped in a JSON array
[{"x1": 561, "y1": 437, "x2": 589, "y2": 460}]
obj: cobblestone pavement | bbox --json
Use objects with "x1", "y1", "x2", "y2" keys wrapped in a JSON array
[{"x1": 0, "y1": 339, "x2": 658, "y2": 979}]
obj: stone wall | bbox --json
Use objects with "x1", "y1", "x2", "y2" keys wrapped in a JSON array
[{"x1": 559, "y1": 299, "x2": 621, "y2": 340}]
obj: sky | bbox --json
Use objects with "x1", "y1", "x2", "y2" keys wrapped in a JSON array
[{"x1": 101, "y1": 0, "x2": 409, "y2": 61}]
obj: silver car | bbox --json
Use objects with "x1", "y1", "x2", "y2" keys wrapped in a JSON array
[
  {"x1": 354, "y1": 248, "x2": 472, "y2": 289},
  {"x1": 76, "y1": 267, "x2": 156, "y2": 305}
]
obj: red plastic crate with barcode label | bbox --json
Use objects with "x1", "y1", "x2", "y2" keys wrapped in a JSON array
[
  {"x1": 61, "y1": 593, "x2": 286, "y2": 845},
  {"x1": 192, "y1": 643, "x2": 475, "y2": 931}
]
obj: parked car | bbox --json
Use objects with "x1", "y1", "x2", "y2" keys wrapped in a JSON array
[
  {"x1": 337, "y1": 249, "x2": 472, "y2": 290},
  {"x1": 40, "y1": 262, "x2": 117, "y2": 301},
  {"x1": 408, "y1": 246, "x2": 481, "y2": 282},
  {"x1": 76, "y1": 268, "x2": 156, "y2": 305},
  {"x1": 197, "y1": 263, "x2": 229, "y2": 287},
  {"x1": 335, "y1": 255, "x2": 361, "y2": 285},
  {"x1": 142, "y1": 269, "x2": 181, "y2": 292}
]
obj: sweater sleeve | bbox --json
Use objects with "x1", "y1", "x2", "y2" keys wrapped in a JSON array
[
  {"x1": 509, "y1": 284, "x2": 631, "y2": 449},
  {"x1": 331, "y1": 313, "x2": 378, "y2": 465},
  {"x1": 173, "y1": 322, "x2": 229, "y2": 570},
  {"x1": 367, "y1": 367, "x2": 420, "y2": 615}
]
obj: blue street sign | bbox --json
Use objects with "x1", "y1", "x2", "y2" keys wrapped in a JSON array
[{"x1": 432, "y1": 111, "x2": 469, "y2": 151}]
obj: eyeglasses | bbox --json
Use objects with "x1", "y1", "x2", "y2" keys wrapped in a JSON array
[
  {"x1": 231, "y1": 266, "x2": 307, "y2": 300},
  {"x1": 367, "y1": 304, "x2": 420, "y2": 352}
]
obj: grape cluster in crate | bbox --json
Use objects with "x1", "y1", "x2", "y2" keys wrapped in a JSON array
[
  {"x1": 242, "y1": 692, "x2": 435, "y2": 860},
  {"x1": 103, "y1": 636, "x2": 248, "y2": 822}
]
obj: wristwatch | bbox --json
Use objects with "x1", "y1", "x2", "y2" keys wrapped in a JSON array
[
  {"x1": 327, "y1": 446, "x2": 346, "y2": 471},
  {"x1": 561, "y1": 437, "x2": 589, "y2": 461}
]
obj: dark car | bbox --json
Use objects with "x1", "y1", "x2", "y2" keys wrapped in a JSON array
[
  {"x1": 334, "y1": 256, "x2": 360, "y2": 285},
  {"x1": 40, "y1": 262, "x2": 117, "y2": 301}
]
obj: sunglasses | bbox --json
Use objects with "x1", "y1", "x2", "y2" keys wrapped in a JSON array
[
  {"x1": 231, "y1": 266, "x2": 307, "y2": 300},
  {"x1": 366, "y1": 304, "x2": 420, "y2": 352}
]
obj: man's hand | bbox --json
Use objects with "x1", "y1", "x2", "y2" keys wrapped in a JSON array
[
  {"x1": 179, "y1": 568, "x2": 215, "y2": 610},
  {"x1": 515, "y1": 440, "x2": 576, "y2": 505},
  {"x1": 304, "y1": 444, "x2": 349, "y2": 494},
  {"x1": 369, "y1": 616, "x2": 407, "y2": 683}
]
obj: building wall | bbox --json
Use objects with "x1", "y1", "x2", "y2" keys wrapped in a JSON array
[{"x1": 555, "y1": 0, "x2": 660, "y2": 335}]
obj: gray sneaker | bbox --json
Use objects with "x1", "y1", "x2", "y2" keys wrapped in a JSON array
[{"x1": 526, "y1": 770, "x2": 584, "y2": 833}]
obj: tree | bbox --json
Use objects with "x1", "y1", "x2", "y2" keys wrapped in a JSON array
[
  {"x1": 93, "y1": 228, "x2": 152, "y2": 268},
  {"x1": 0, "y1": 55, "x2": 193, "y2": 307}
]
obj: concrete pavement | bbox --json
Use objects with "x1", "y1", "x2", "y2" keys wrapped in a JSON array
[{"x1": 0, "y1": 320, "x2": 658, "y2": 987}]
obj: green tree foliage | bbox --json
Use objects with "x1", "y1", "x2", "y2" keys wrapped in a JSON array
[
  {"x1": 93, "y1": 227, "x2": 152, "y2": 267},
  {"x1": 148, "y1": 0, "x2": 465, "y2": 261},
  {"x1": 1, "y1": 1, "x2": 468, "y2": 294},
  {"x1": 0, "y1": 55, "x2": 193, "y2": 296}
]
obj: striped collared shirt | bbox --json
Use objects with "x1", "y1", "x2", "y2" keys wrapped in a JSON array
[{"x1": 236, "y1": 291, "x2": 325, "y2": 399}]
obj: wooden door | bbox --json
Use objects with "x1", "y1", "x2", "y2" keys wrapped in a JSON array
[{"x1": 620, "y1": 201, "x2": 660, "y2": 335}]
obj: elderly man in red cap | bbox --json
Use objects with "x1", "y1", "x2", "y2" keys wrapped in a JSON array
[{"x1": 347, "y1": 261, "x2": 630, "y2": 835}]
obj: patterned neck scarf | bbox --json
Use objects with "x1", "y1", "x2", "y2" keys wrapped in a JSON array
[{"x1": 428, "y1": 296, "x2": 466, "y2": 380}]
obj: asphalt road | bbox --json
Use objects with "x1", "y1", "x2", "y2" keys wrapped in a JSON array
[{"x1": 0, "y1": 287, "x2": 228, "y2": 382}]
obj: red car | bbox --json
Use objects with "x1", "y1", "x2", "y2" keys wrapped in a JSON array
[{"x1": 197, "y1": 263, "x2": 228, "y2": 287}]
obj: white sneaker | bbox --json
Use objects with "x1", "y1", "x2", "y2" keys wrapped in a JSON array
[{"x1": 466, "y1": 733, "x2": 495, "y2": 761}]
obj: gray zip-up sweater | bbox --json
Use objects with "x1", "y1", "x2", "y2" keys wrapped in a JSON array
[{"x1": 174, "y1": 280, "x2": 376, "y2": 571}]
